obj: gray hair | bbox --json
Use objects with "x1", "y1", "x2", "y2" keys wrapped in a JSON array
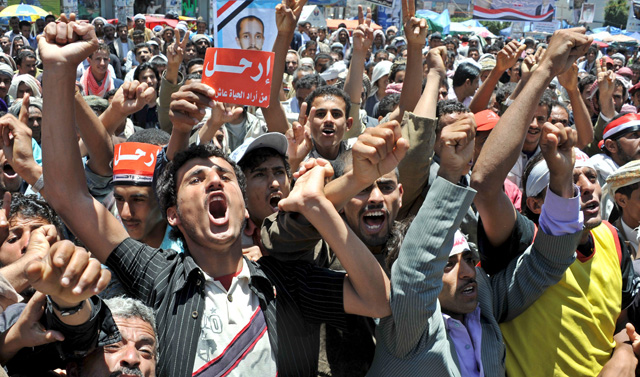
[{"x1": 105, "y1": 297, "x2": 159, "y2": 360}]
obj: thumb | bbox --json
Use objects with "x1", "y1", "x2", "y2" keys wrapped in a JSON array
[
  {"x1": 24, "y1": 258, "x2": 45, "y2": 286},
  {"x1": 27, "y1": 227, "x2": 53, "y2": 256},
  {"x1": 627, "y1": 323, "x2": 637, "y2": 341},
  {"x1": 392, "y1": 137, "x2": 410, "y2": 162}
]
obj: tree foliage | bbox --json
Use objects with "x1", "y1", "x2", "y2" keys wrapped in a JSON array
[
  {"x1": 604, "y1": 0, "x2": 629, "y2": 29},
  {"x1": 480, "y1": 21, "x2": 508, "y2": 35}
]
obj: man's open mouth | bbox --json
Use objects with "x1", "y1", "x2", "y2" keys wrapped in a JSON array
[{"x1": 362, "y1": 210, "x2": 387, "y2": 231}]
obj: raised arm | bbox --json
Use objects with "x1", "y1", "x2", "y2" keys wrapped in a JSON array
[
  {"x1": 40, "y1": 15, "x2": 129, "y2": 263},
  {"x1": 386, "y1": 0, "x2": 427, "y2": 123},
  {"x1": 278, "y1": 160, "x2": 390, "y2": 318},
  {"x1": 491, "y1": 121, "x2": 581, "y2": 320},
  {"x1": 469, "y1": 40, "x2": 525, "y2": 113},
  {"x1": 99, "y1": 80, "x2": 156, "y2": 136},
  {"x1": 342, "y1": 5, "x2": 373, "y2": 139},
  {"x1": 377, "y1": 113, "x2": 476, "y2": 357},
  {"x1": 158, "y1": 31, "x2": 189, "y2": 133},
  {"x1": 557, "y1": 63, "x2": 593, "y2": 149},
  {"x1": 74, "y1": 90, "x2": 114, "y2": 176},
  {"x1": 471, "y1": 28, "x2": 592, "y2": 247},
  {"x1": 261, "y1": 0, "x2": 306, "y2": 134},
  {"x1": 596, "y1": 58, "x2": 616, "y2": 120}
]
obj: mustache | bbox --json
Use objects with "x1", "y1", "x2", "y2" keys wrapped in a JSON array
[{"x1": 110, "y1": 367, "x2": 143, "y2": 377}]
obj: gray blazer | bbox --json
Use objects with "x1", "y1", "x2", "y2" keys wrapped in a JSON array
[{"x1": 367, "y1": 177, "x2": 581, "y2": 377}]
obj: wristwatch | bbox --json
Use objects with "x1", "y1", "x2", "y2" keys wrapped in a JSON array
[{"x1": 46, "y1": 295, "x2": 85, "y2": 316}]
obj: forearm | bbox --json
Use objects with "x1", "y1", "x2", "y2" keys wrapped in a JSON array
[
  {"x1": 469, "y1": 68, "x2": 502, "y2": 113},
  {"x1": 0, "y1": 254, "x2": 41, "y2": 293},
  {"x1": 395, "y1": 45, "x2": 421, "y2": 118},
  {"x1": 472, "y1": 68, "x2": 553, "y2": 195},
  {"x1": 343, "y1": 49, "x2": 366, "y2": 136},
  {"x1": 75, "y1": 91, "x2": 114, "y2": 176},
  {"x1": 262, "y1": 31, "x2": 293, "y2": 134},
  {"x1": 42, "y1": 68, "x2": 89, "y2": 208},
  {"x1": 567, "y1": 88, "x2": 594, "y2": 149},
  {"x1": 158, "y1": 71, "x2": 183, "y2": 133},
  {"x1": 599, "y1": 93, "x2": 616, "y2": 120},
  {"x1": 324, "y1": 170, "x2": 368, "y2": 211},
  {"x1": 99, "y1": 104, "x2": 128, "y2": 136},
  {"x1": 413, "y1": 71, "x2": 441, "y2": 118},
  {"x1": 166, "y1": 129, "x2": 191, "y2": 161}
]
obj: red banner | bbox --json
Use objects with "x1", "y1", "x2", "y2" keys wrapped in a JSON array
[{"x1": 202, "y1": 48, "x2": 275, "y2": 108}]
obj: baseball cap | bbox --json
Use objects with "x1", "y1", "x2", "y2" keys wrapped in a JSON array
[
  {"x1": 474, "y1": 110, "x2": 500, "y2": 132},
  {"x1": 230, "y1": 133, "x2": 288, "y2": 164}
]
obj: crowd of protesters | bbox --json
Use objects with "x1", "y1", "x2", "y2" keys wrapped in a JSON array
[{"x1": 0, "y1": 0, "x2": 636, "y2": 376}]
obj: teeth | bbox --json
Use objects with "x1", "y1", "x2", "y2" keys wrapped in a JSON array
[
  {"x1": 365, "y1": 211, "x2": 385, "y2": 217},
  {"x1": 212, "y1": 196, "x2": 223, "y2": 201}
]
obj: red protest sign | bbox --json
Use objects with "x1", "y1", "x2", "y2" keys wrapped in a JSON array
[{"x1": 202, "y1": 48, "x2": 275, "y2": 108}]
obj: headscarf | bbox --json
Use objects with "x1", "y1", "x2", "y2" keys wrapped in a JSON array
[
  {"x1": 8, "y1": 96, "x2": 42, "y2": 117},
  {"x1": 9, "y1": 35, "x2": 29, "y2": 58},
  {"x1": 8, "y1": 74, "x2": 42, "y2": 100},
  {"x1": 0, "y1": 54, "x2": 16, "y2": 71}
]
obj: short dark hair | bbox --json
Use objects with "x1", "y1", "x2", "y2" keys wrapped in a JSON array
[
  {"x1": 235, "y1": 15, "x2": 264, "y2": 38},
  {"x1": 104, "y1": 88, "x2": 118, "y2": 100},
  {"x1": 578, "y1": 74, "x2": 596, "y2": 94},
  {"x1": 238, "y1": 148, "x2": 291, "y2": 179},
  {"x1": 304, "y1": 85, "x2": 351, "y2": 116},
  {"x1": 374, "y1": 50, "x2": 389, "y2": 60},
  {"x1": 116, "y1": 22, "x2": 127, "y2": 31},
  {"x1": 157, "y1": 145, "x2": 246, "y2": 232},
  {"x1": 18, "y1": 21, "x2": 31, "y2": 29},
  {"x1": 615, "y1": 182, "x2": 640, "y2": 214},
  {"x1": 539, "y1": 89, "x2": 556, "y2": 118},
  {"x1": 436, "y1": 99, "x2": 470, "y2": 133},
  {"x1": 305, "y1": 40, "x2": 317, "y2": 49},
  {"x1": 16, "y1": 50, "x2": 35, "y2": 66},
  {"x1": 134, "y1": 42, "x2": 150, "y2": 55},
  {"x1": 89, "y1": 42, "x2": 110, "y2": 58},
  {"x1": 389, "y1": 63, "x2": 406, "y2": 82},
  {"x1": 3, "y1": 193, "x2": 65, "y2": 241},
  {"x1": 187, "y1": 58, "x2": 204, "y2": 72},
  {"x1": 126, "y1": 128, "x2": 170, "y2": 145},
  {"x1": 377, "y1": 93, "x2": 400, "y2": 118},
  {"x1": 495, "y1": 82, "x2": 517, "y2": 112},
  {"x1": 132, "y1": 29, "x2": 145, "y2": 38},
  {"x1": 294, "y1": 73, "x2": 326, "y2": 91},
  {"x1": 185, "y1": 72, "x2": 203, "y2": 82},
  {"x1": 452, "y1": 62, "x2": 480, "y2": 88}
]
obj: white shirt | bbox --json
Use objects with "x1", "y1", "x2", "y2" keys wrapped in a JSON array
[
  {"x1": 193, "y1": 259, "x2": 277, "y2": 376},
  {"x1": 622, "y1": 219, "x2": 640, "y2": 257}
]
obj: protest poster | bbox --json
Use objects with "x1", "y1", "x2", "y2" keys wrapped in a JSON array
[
  {"x1": 213, "y1": 0, "x2": 280, "y2": 52},
  {"x1": 202, "y1": 48, "x2": 274, "y2": 108},
  {"x1": 473, "y1": 0, "x2": 556, "y2": 22},
  {"x1": 579, "y1": 3, "x2": 594, "y2": 23}
]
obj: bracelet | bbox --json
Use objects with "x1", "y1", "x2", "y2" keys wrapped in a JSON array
[
  {"x1": 46, "y1": 295, "x2": 85, "y2": 317},
  {"x1": 32, "y1": 174, "x2": 44, "y2": 193}
]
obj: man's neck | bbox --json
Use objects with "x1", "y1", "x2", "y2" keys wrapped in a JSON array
[
  {"x1": 315, "y1": 141, "x2": 341, "y2": 160},
  {"x1": 92, "y1": 69, "x2": 106, "y2": 82},
  {"x1": 454, "y1": 86, "x2": 466, "y2": 101},
  {"x1": 140, "y1": 221, "x2": 168, "y2": 249},
  {"x1": 120, "y1": 36, "x2": 128, "y2": 43},
  {"x1": 187, "y1": 234, "x2": 244, "y2": 278}
]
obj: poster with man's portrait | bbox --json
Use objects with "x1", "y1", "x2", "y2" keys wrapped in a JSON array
[{"x1": 214, "y1": 0, "x2": 280, "y2": 51}]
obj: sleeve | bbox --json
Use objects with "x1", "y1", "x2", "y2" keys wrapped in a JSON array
[
  {"x1": 105, "y1": 237, "x2": 173, "y2": 306},
  {"x1": 157, "y1": 70, "x2": 185, "y2": 133},
  {"x1": 538, "y1": 185, "x2": 583, "y2": 236},
  {"x1": 376, "y1": 177, "x2": 476, "y2": 358},
  {"x1": 477, "y1": 210, "x2": 536, "y2": 275},
  {"x1": 583, "y1": 114, "x2": 610, "y2": 157},
  {"x1": 619, "y1": 232, "x2": 640, "y2": 310},
  {"x1": 396, "y1": 111, "x2": 437, "y2": 220},
  {"x1": 260, "y1": 211, "x2": 332, "y2": 268},
  {"x1": 490, "y1": 228, "x2": 581, "y2": 323},
  {"x1": 84, "y1": 159, "x2": 114, "y2": 204}
]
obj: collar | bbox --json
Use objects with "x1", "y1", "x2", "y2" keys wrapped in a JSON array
[
  {"x1": 442, "y1": 305, "x2": 481, "y2": 331},
  {"x1": 172, "y1": 251, "x2": 205, "y2": 294}
]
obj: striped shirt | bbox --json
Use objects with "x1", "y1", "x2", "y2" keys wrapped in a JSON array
[{"x1": 106, "y1": 237, "x2": 350, "y2": 377}]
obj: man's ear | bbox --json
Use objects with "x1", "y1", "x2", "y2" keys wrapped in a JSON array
[
  {"x1": 346, "y1": 116, "x2": 353, "y2": 131},
  {"x1": 604, "y1": 139, "x2": 618, "y2": 154},
  {"x1": 397, "y1": 183, "x2": 403, "y2": 208},
  {"x1": 167, "y1": 206, "x2": 181, "y2": 227},
  {"x1": 526, "y1": 196, "x2": 544, "y2": 215},
  {"x1": 615, "y1": 192, "x2": 628, "y2": 210}
]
